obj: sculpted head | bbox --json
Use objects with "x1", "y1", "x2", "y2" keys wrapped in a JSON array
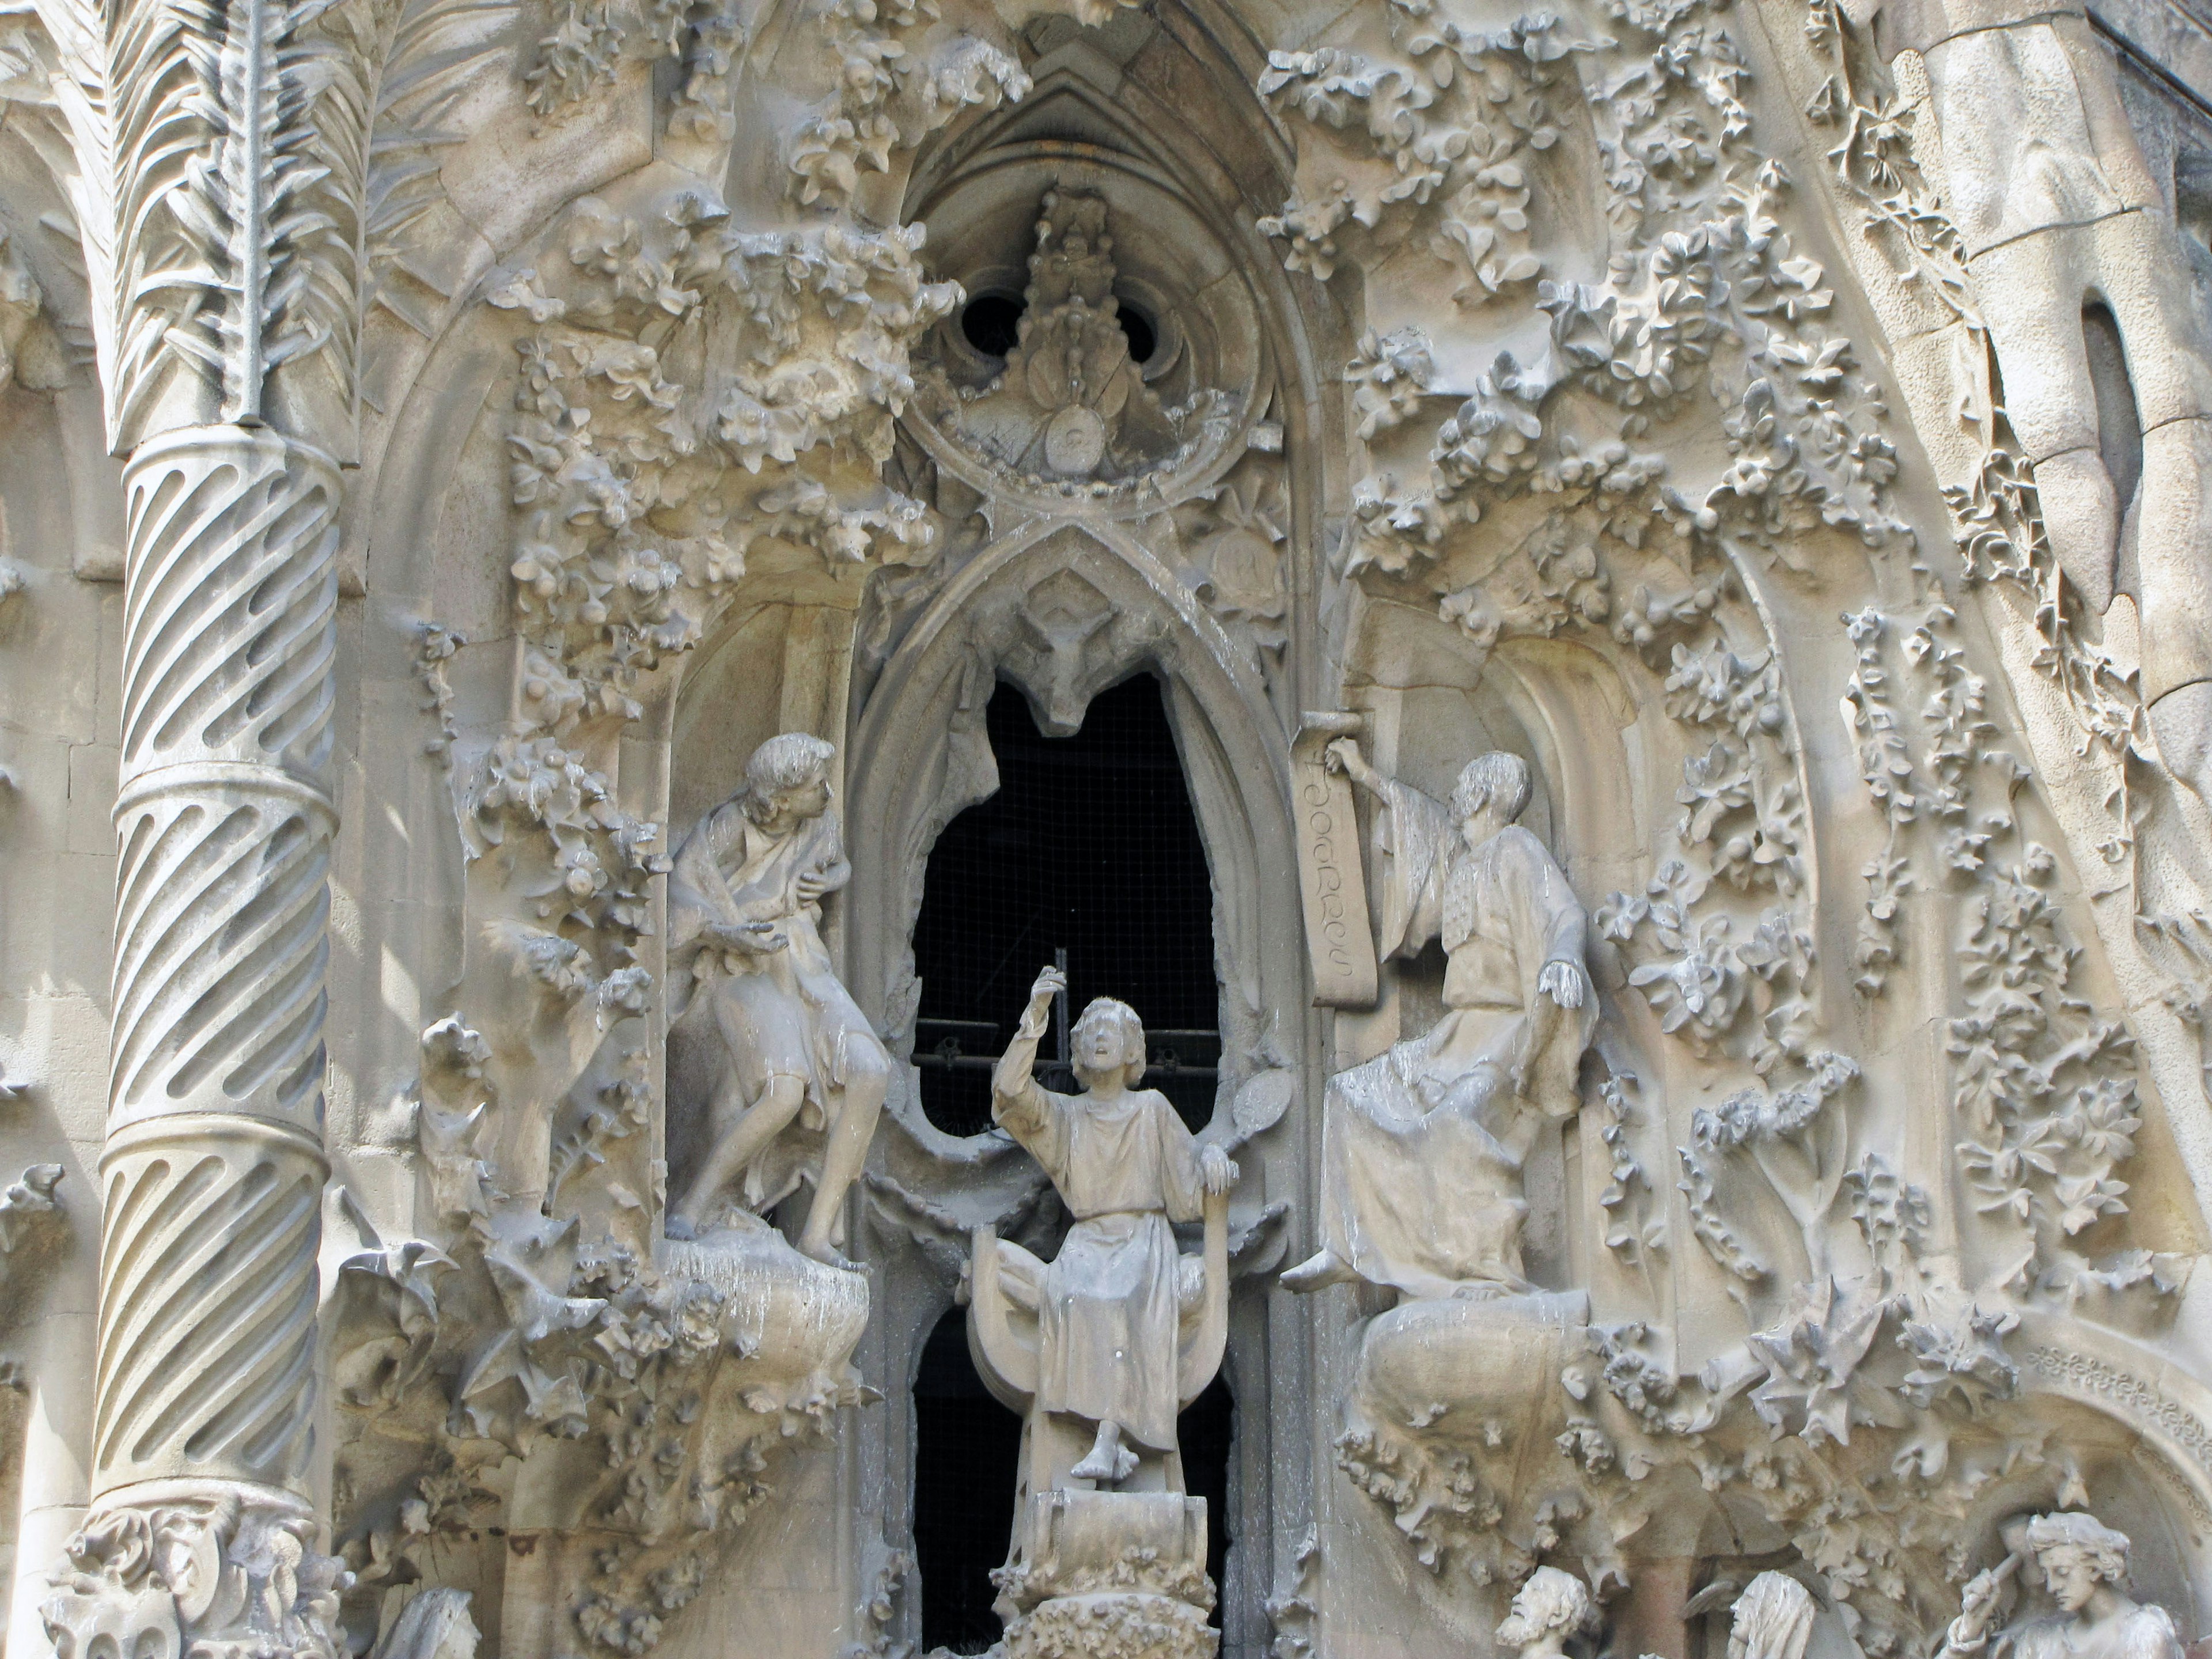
[
  {"x1": 1071, "y1": 997, "x2": 1147, "y2": 1090},
  {"x1": 742, "y1": 733, "x2": 836, "y2": 826},
  {"x1": 2024, "y1": 1513, "x2": 2131, "y2": 1612},
  {"x1": 1496, "y1": 1567, "x2": 1593, "y2": 1658},
  {"x1": 1729, "y1": 1572, "x2": 1817, "y2": 1659},
  {"x1": 1452, "y1": 751, "x2": 1533, "y2": 843}
]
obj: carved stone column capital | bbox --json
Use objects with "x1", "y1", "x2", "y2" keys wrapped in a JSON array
[{"x1": 41, "y1": 1480, "x2": 349, "y2": 1659}]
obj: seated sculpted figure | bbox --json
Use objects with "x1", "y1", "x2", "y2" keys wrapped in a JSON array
[
  {"x1": 1285, "y1": 743, "x2": 1595, "y2": 1300},
  {"x1": 665, "y1": 733, "x2": 889, "y2": 1265},
  {"x1": 1941, "y1": 1514, "x2": 2183, "y2": 1659},
  {"x1": 988, "y1": 965, "x2": 1237, "y2": 1485}
]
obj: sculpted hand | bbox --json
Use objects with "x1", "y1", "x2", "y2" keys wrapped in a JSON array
[
  {"x1": 1946, "y1": 1556, "x2": 2019, "y2": 1654},
  {"x1": 1323, "y1": 738, "x2": 1373, "y2": 788},
  {"x1": 794, "y1": 870, "x2": 829, "y2": 904},
  {"x1": 1020, "y1": 965, "x2": 1067, "y2": 1036},
  {"x1": 1538, "y1": 960, "x2": 1586, "y2": 1010},
  {"x1": 717, "y1": 919, "x2": 786, "y2": 952},
  {"x1": 1200, "y1": 1143, "x2": 1239, "y2": 1196}
]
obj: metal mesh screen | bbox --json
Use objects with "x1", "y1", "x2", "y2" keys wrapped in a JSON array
[{"x1": 909, "y1": 675, "x2": 1221, "y2": 1135}]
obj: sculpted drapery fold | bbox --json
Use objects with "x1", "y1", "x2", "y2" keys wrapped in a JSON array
[{"x1": 12, "y1": 0, "x2": 2212, "y2": 1643}]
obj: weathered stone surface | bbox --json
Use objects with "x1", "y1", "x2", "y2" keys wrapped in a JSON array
[{"x1": 8, "y1": 0, "x2": 2212, "y2": 1652}]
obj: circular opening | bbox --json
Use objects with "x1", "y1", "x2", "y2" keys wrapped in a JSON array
[
  {"x1": 961, "y1": 293, "x2": 1026, "y2": 357},
  {"x1": 1117, "y1": 302, "x2": 1157, "y2": 364}
]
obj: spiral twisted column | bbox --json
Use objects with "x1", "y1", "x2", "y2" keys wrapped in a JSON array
[{"x1": 44, "y1": 426, "x2": 345, "y2": 1659}]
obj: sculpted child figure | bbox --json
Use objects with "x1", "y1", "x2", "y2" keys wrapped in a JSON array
[
  {"x1": 990, "y1": 964, "x2": 1237, "y2": 1484},
  {"x1": 665, "y1": 733, "x2": 889, "y2": 1265}
]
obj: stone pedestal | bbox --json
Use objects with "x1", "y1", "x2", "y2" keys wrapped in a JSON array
[{"x1": 995, "y1": 1490, "x2": 1216, "y2": 1659}]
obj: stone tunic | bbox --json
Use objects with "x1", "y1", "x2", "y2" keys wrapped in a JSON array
[
  {"x1": 669, "y1": 800, "x2": 886, "y2": 1208},
  {"x1": 993, "y1": 1080, "x2": 1205, "y2": 1453},
  {"x1": 2006, "y1": 1605, "x2": 2183, "y2": 1659},
  {"x1": 1316, "y1": 778, "x2": 1596, "y2": 1298}
]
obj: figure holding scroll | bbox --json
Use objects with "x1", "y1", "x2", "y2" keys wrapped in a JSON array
[{"x1": 1283, "y1": 743, "x2": 1594, "y2": 1300}]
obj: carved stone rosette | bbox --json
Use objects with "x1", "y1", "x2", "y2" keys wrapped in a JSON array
[{"x1": 48, "y1": 424, "x2": 344, "y2": 1655}]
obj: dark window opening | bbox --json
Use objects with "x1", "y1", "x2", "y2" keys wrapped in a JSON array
[
  {"x1": 910, "y1": 676, "x2": 1219, "y2": 1137},
  {"x1": 914, "y1": 1309, "x2": 1022, "y2": 1654},
  {"x1": 1181, "y1": 1373, "x2": 1235, "y2": 1627},
  {"x1": 913, "y1": 1309, "x2": 1238, "y2": 1650},
  {"x1": 1117, "y1": 302, "x2": 1157, "y2": 364},
  {"x1": 963, "y1": 293, "x2": 1027, "y2": 357}
]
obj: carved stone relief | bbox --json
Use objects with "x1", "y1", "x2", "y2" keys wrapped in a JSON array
[{"x1": 8, "y1": 0, "x2": 2212, "y2": 1652}]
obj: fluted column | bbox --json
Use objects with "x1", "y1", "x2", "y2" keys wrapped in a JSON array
[
  {"x1": 26, "y1": 0, "x2": 383, "y2": 1622},
  {"x1": 40, "y1": 424, "x2": 348, "y2": 1658}
]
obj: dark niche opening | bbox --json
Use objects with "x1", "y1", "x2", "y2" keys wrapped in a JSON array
[
  {"x1": 912, "y1": 1308, "x2": 1238, "y2": 1651},
  {"x1": 963, "y1": 293, "x2": 1027, "y2": 357},
  {"x1": 2082, "y1": 300, "x2": 2145, "y2": 524},
  {"x1": 1181, "y1": 1373, "x2": 1236, "y2": 1624},
  {"x1": 914, "y1": 1309, "x2": 1022, "y2": 1654},
  {"x1": 909, "y1": 675, "x2": 1219, "y2": 1137},
  {"x1": 1117, "y1": 301, "x2": 1157, "y2": 364}
]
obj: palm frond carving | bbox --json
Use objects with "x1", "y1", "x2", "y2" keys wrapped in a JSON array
[{"x1": 15, "y1": 0, "x2": 522, "y2": 444}]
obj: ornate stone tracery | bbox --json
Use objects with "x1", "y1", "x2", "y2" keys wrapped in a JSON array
[{"x1": 6, "y1": 0, "x2": 2212, "y2": 1650}]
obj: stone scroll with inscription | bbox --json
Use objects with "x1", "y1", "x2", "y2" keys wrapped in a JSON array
[{"x1": 1293, "y1": 714, "x2": 1379, "y2": 1007}]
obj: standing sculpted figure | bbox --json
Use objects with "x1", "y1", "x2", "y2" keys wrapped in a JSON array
[
  {"x1": 1285, "y1": 744, "x2": 1595, "y2": 1299},
  {"x1": 988, "y1": 965, "x2": 1238, "y2": 1484},
  {"x1": 665, "y1": 733, "x2": 889, "y2": 1264},
  {"x1": 1940, "y1": 1514, "x2": 2184, "y2": 1659}
]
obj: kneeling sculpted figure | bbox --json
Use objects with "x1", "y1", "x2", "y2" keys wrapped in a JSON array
[
  {"x1": 1941, "y1": 1513, "x2": 2183, "y2": 1659},
  {"x1": 666, "y1": 733, "x2": 889, "y2": 1264},
  {"x1": 989, "y1": 964, "x2": 1237, "y2": 1484},
  {"x1": 1285, "y1": 743, "x2": 1595, "y2": 1300}
]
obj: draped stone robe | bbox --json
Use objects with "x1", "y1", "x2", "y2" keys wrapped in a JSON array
[
  {"x1": 2008, "y1": 1605, "x2": 2183, "y2": 1659},
  {"x1": 1316, "y1": 778, "x2": 1596, "y2": 1300},
  {"x1": 669, "y1": 800, "x2": 884, "y2": 1210},
  {"x1": 993, "y1": 1079, "x2": 1206, "y2": 1453}
]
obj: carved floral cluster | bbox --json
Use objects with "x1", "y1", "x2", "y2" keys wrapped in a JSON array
[
  {"x1": 1257, "y1": 10, "x2": 1586, "y2": 298},
  {"x1": 335, "y1": 1027, "x2": 866, "y2": 1657}
]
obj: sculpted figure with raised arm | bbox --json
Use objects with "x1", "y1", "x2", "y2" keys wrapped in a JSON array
[
  {"x1": 1285, "y1": 741, "x2": 1596, "y2": 1300},
  {"x1": 988, "y1": 964, "x2": 1238, "y2": 1486},
  {"x1": 1940, "y1": 1514, "x2": 2184, "y2": 1659},
  {"x1": 665, "y1": 732, "x2": 890, "y2": 1264}
]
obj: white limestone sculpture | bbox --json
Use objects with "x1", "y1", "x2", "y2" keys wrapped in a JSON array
[
  {"x1": 924, "y1": 187, "x2": 1185, "y2": 483},
  {"x1": 979, "y1": 963, "x2": 1237, "y2": 1488},
  {"x1": 1729, "y1": 1574, "x2": 1818, "y2": 1659},
  {"x1": 666, "y1": 733, "x2": 889, "y2": 1264},
  {"x1": 1495, "y1": 1568, "x2": 1597, "y2": 1659},
  {"x1": 1940, "y1": 1514, "x2": 2184, "y2": 1659},
  {"x1": 1285, "y1": 743, "x2": 1596, "y2": 1300},
  {"x1": 369, "y1": 1588, "x2": 480, "y2": 1659},
  {"x1": 1857, "y1": 0, "x2": 2212, "y2": 802},
  {"x1": 967, "y1": 963, "x2": 1236, "y2": 1659}
]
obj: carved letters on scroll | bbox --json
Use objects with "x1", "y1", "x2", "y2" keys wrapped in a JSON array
[{"x1": 1294, "y1": 714, "x2": 1378, "y2": 1007}]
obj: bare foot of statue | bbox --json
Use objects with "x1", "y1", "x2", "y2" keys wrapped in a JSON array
[
  {"x1": 1070, "y1": 1419, "x2": 1139, "y2": 1485},
  {"x1": 1280, "y1": 1248, "x2": 1357, "y2": 1294},
  {"x1": 665, "y1": 1214, "x2": 699, "y2": 1241},
  {"x1": 798, "y1": 1235, "x2": 859, "y2": 1272}
]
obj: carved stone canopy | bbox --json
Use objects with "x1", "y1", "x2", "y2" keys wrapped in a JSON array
[{"x1": 906, "y1": 153, "x2": 1275, "y2": 513}]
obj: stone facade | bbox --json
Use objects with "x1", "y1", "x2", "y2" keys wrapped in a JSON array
[{"x1": 6, "y1": 0, "x2": 2212, "y2": 1654}]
